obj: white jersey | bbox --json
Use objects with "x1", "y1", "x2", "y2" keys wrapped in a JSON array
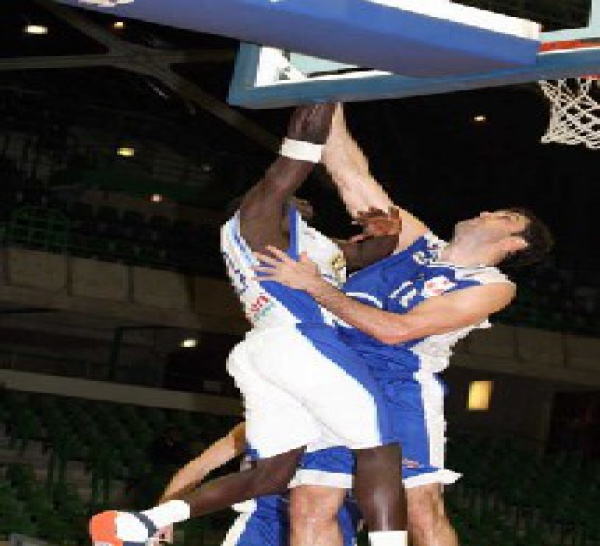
[
  {"x1": 223, "y1": 207, "x2": 396, "y2": 459},
  {"x1": 221, "y1": 208, "x2": 346, "y2": 330}
]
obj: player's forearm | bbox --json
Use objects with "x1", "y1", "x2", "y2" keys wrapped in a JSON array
[
  {"x1": 323, "y1": 106, "x2": 394, "y2": 215},
  {"x1": 160, "y1": 457, "x2": 214, "y2": 502},
  {"x1": 242, "y1": 157, "x2": 314, "y2": 217},
  {"x1": 159, "y1": 424, "x2": 246, "y2": 502},
  {"x1": 301, "y1": 277, "x2": 419, "y2": 345}
]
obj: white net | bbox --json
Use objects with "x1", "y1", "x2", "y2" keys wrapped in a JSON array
[{"x1": 539, "y1": 78, "x2": 600, "y2": 150}]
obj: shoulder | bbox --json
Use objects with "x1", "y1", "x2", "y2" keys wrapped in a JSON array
[
  {"x1": 395, "y1": 231, "x2": 447, "y2": 262},
  {"x1": 442, "y1": 277, "x2": 516, "y2": 315},
  {"x1": 455, "y1": 265, "x2": 514, "y2": 287}
]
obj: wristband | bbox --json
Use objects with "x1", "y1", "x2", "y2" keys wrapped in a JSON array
[{"x1": 279, "y1": 138, "x2": 324, "y2": 163}]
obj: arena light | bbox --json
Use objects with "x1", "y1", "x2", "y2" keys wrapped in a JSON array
[
  {"x1": 24, "y1": 24, "x2": 49, "y2": 35},
  {"x1": 117, "y1": 146, "x2": 135, "y2": 157},
  {"x1": 181, "y1": 338, "x2": 198, "y2": 348},
  {"x1": 467, "y1": 381, "x2": 493, "y2": 411}
]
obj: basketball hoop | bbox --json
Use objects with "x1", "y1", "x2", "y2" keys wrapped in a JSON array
[{"x1": 538, "y1": 40, "x2": 600, "y2": 150}]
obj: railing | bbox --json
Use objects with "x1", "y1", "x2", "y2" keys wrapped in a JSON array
[{"x1": 0, "y1": 349, "x2": 162, "y2": 388}]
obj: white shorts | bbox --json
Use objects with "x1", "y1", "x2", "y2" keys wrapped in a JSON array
[
  {"x1": 285, "y1": 369, "x2": 461, "y2": 490},
  {"x1": 226, "y1": 326, "x2": 395, "y2": 459}
]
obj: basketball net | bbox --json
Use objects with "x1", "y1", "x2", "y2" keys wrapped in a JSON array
[{"x1": 538, "y1": 41, "x2": 600, "y2": 150}]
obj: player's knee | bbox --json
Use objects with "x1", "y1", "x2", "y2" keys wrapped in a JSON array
[
  {"x1": 290, "y1": 486, "x2": 344, "y2": 529},
  {"x1": 406, "y1": 485, "x2": 447, "y2": 536}
]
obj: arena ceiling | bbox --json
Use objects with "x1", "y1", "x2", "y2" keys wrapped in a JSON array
[{"x1": 0, "y1": 0, "x2": 597, "y2": 283}]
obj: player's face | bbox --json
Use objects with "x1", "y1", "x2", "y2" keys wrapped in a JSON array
[{"x1": 456, "y1": 210, "x2": 529, "y2": 241}]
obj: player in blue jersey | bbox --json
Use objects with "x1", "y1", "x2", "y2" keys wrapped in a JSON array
[
  {"x1": 254, "y1": 105, "x2": 554, "y2": 546},
  {"x1": 89, "y1": 105, "x2": 409, "y2": 546},
  {"x1": 156, "y1": 423, "x2": 360, "y2": 546}
]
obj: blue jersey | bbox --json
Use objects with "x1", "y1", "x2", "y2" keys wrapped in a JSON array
[{"x1": 338, "y1": 232, "x2": 513, "y2": 373}]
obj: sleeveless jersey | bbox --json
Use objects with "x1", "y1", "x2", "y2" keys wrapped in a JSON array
[
  {"x1": 338, "y1": 232, "x2": 514, "y2": 373},
  {"x1": 221, "y1": 206, "x2": 346, "y2": 330}
]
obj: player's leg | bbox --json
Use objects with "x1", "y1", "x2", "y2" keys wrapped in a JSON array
[
  {"x1": 247, "y1": 329, "x2": 407, "y2": 543},
  {"x1": 250, "y1": 328, "x2": 407, "y2": 542},
  {"x1": 289, "y1": 485, "x2": 346, "y2": 546},
  {"x1": 89, "y1": 343, "x2": 319, "y2": 546},
  {"x1": 288, "y1": 446, "x2": 354, "y2": 546},
  {"x1": 353, "y1": 443, "x2": 405, "y2": 534},
  {"x1": 406, "y1": 484, "x2": 458, "y2": 546},
  {"x1": 89, "y1": 448, "x2": 305, "y2": 546},
  {"x1": 387, "y1": 370, "x2": 460, "y2": 546},
  {"x1": 222, "y1": 496, "x2": 290, "y2": 546}
]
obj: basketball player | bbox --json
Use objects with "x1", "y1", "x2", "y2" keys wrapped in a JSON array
[
  {"x1": 157, "y1": 423, "x2": 360, "y2": 546},
  {"x1": 254, "y1": 105, "x2": 554, "y2": 546},
  {"x1": 89, "y1": 105, "x2": 408, "y2": 546}
]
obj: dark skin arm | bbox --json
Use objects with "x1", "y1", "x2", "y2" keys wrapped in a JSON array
[
  {"x1": 340, "y1": 234, "x2": 399, "y2": 271},
  {"x1": 239, "y1": 104, "x2": 336, "y2": 253},
  {"x1": 338, "y1": 207, "x2": 402, "y2": 270}
]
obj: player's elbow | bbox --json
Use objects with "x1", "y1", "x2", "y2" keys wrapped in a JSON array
[
  {"x1": 371, "y1": 324, "x2": 411, "y2": 345},
  {"x1": 372, "y1": 318, "x2": 425, "y2": 345},
  {"x1": 374, "y1": 332, "x2": 402, "y2": 345}
]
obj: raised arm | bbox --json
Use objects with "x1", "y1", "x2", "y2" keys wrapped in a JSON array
[
  {"x1": 239, "y1": 104, "x2": 335, "y2": 252},
  {"x1": 323, "y1": 105, "x2": 428, "y2": 251},
  {"x1": 159, "y1": 422, "x2": 246, "y2": 502}
]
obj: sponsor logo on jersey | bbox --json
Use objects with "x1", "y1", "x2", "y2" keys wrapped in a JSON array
[
  {"x1": 248, "y1": 293, "x2": 276, "y2": 321},
  {"x1": 330, "y1": 253, "x2": 347, "y2": 285},
  {"x1": 422, "y1": 276, "x2": 456, "y2": 297}
]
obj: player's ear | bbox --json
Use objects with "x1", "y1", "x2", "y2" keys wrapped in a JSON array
[{"x1": 502, "y1": 235, "x2": 528, "y2": 255}]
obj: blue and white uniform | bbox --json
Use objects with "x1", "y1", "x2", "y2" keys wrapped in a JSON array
[
  {"x1": 344, "y1": 232, "x2": 513, "y2": 487},
  {"x1": 292, "y1": 232, "x2": 514, "y2": 489},
  {"x1": 223, "y1": 492, "x2": 360, "y2": 546},
  {"x1": 223, "y1": 443, "x2": 358, "y2": 546},
  {"x1": 221, "y1": 207, "x2": 395, "y2": 459}
]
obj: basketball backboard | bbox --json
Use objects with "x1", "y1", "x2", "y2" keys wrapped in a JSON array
[
  {"x1": 62, "y1": 0, "x2": 541, "y2": 78},
  {"x1": 228, "y1": 1, "x2": 600, "y2": 109}
]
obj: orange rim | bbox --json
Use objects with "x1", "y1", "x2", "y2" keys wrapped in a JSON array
[
  {"x1": 539, "y1": 39, "x2": 600, "y2": 52},
  {"x1": 539, "y1": 40, "x2": 600, "y2": 80}
]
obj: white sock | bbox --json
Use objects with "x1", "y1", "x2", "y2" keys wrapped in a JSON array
[
  {"x1": 115, "y1": 501, "x2": 191, "y2": 542},
  {"x1": 142, "y1": 500, "x2": 191, "y2": 528},
  {"x1": 368, "y1": 530, "x2": 408, "y2": 546}
]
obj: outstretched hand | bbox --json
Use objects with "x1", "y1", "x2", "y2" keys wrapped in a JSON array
[
  {"x1": 253, "y1": 246, "x2": 323, "y2": 291},
  {"x1": 350, "y1": 206, "x2": 402, "y2": 242},
  {"x1": 287, "y1": 104, "x2": 336, "y2": 144}
]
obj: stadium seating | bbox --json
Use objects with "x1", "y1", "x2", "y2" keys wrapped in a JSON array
[
  {"x1": 1, "y1": 389, "x2": 239, "y2": 544},
  {"x1": 1, "y1": 388, "x2": 598, "y2": 545},
  {"x1": 0, "y1": 155, "x2": 597, "y2": 336}
]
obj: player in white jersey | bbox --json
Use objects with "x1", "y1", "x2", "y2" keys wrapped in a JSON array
[
  {"x1": 254, "y1": 104, "x2": 554, "y2": 546},
  {"x1": 89, "y1": 105, "x2": 409, "y2": 546}
]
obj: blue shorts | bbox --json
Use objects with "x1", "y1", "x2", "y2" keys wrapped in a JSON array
[
  {"x1": 223, "y1": 494, "x2": 360, "y2": 546},
  {"x1": 290, "y1": 370, "x2": 461, "y2": 489}
]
